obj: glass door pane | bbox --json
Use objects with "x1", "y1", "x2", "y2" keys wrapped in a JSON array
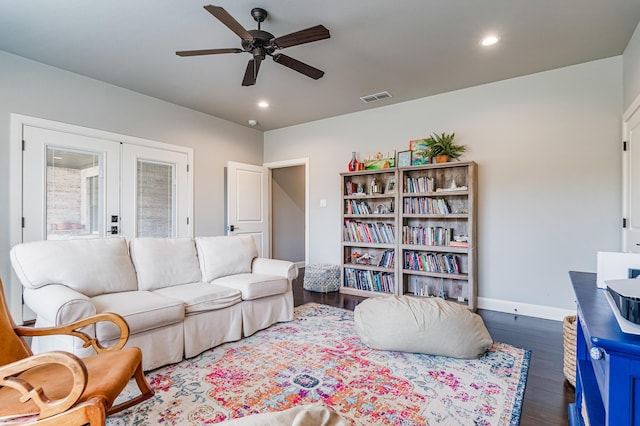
[
  {"x1": 120, "y1": 144, "x2": 190, "y2": 240},
  {"x1": 46, "y1": 147, "x2": 102, "y2": 240},
  {"x1": 136, "y1": 160, "x2": 176, "y2": 237},
  {"x1": 22, "y1": 125, "x2": 120, "y2": 243}
]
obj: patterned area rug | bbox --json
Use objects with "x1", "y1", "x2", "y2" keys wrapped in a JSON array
[{"x1": 108, "y1": 303, "x2": 530, "y2": 425}]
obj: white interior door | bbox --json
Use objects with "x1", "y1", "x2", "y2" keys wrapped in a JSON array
[
  {"x1": 624, "y1": 103, "x2": 640, "y2": 252},
  {"x1": 121, "y1": 144, "x2": 191, "y2": 239},
  {"x1": 227, "y1": 161, "x2": 270, "y2": 257},
  {"x1": 22, "y1": 126, "x2": 121, "y2": 242}
]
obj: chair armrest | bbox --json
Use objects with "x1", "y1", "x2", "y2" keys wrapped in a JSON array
[
  {"x1": 23, "y1": 285, "x2": 95, "y2": 326},
  {"x1": 251, "y1": 258, "x2": 299, "y2": 282},
  {"x1": 0, "y1": 351, "x2": 87, "y2": 420},
  {"x1": 15, "y1": 312, "x2": 130, "y2": 353}
]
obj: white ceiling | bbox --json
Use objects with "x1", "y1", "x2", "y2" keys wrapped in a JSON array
[{"x1": 1, "y1": 1, "x2": 639, "y2": 131}]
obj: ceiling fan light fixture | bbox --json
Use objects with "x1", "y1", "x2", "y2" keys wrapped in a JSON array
[
  {"x1": 258, "y1": 101, "x2": 270, "y2": 108},
  {"x1": 480, "y1": 35, "x2": 501, "y2": 47}
]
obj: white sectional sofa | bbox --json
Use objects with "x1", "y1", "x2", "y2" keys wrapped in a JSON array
[{"x1": 10, "y1": 236, "x2": 297, "y2": 371}]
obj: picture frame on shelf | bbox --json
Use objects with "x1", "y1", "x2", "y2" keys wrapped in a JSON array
[
  {"x1": 385, "y1": 177, "x2": 396, "y2": 194},
  {"x1": 411, "y1": 150, "x2": 430, "y2": 166},
  {"x1": 397, "y1": 150, "x2": 411, "y2": 168}
]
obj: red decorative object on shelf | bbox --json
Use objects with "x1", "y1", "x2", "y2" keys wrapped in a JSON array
[{"x1": 348, "y1": 152, "x2": 360, "y2": 172}]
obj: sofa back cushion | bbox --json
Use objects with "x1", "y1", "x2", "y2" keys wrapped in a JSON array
[
  {"x1": 130, "y1": 237, "x2": 202, "y2": 290},
  {"x1": 195, "y1": 236, "x2": 258, "y2": 282},
  {"x1": 10, "y1": 237, "x2": 137, "y2": 297}
]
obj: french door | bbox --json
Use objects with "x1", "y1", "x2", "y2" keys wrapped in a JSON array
[
  {"x1": 22, "y1": 125, "x2": 190, "y2": 242},
  {"x1": 22, "y1": 126, "x2": 121, "y2": 242},
  {"x1": 121, "y1": 144, "x2": 190, "y2": 238}
]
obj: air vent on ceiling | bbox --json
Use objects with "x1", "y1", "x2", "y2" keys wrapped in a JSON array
[{"x1": 360, "y1": 91, "x2": 393, "y2": 104}]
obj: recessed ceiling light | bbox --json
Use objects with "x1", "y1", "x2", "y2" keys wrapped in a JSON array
[
  {"x1": 257, "y1": 101, "x2": 269, "y2": 108},
  {"x1": 480, "y1": 35, "x2": 501, "y2": 46}
]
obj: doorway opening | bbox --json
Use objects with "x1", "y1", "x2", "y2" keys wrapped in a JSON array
[{"x1": 265, "y1": 158, "x2": 308, "y2": 268}]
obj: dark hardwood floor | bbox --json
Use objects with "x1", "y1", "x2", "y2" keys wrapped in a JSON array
[{"x1": 292, "y1": 268, "x2": 574, "y2": 426}]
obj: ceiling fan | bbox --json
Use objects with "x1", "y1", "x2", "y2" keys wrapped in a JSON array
[{"x1": 176, "y1": 5, "x2": 330, "y2": 86}]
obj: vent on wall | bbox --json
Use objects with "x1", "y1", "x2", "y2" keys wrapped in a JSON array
[{"x1": 360, "y1": 91, "x2": 393, "y2": 103}]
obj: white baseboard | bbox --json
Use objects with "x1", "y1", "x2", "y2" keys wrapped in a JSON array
[{"x1": 477, "y1": 297, "x2": 576, "y2": 321}]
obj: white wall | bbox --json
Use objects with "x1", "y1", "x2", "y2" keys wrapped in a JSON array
[
  {"x1": 624, "y1": 21, "x2": 640, "y2": 111},
  {"x1": 272, "y1": 166, "x2": 305, "y2": 263},
  {"x1": 264, "y1": 57, "x2": 623, "y2": 316},
  {"x1": 0, "y1": 51, "x2": 263, "y2": 310}
]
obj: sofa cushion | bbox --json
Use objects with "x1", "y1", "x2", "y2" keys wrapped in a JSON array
[
  {"x1": 130, "y1": 237, "x2": 202, "y2": 291},
  {"x1": 10, "y1": 237, "x2": 137, "y2": 297},
  {"x1": 195, "y1": 236, "x2": 258, "y2": 282},
  {"x1": 354, "y1": 295, "x2": 493, "y2": 359},
  {"x1": 212, "y1": 273, "x2": 288, "y2": 300},
  {"x1": 91, "y1": 291, "x2": 184, "y2": 341},
  {"x1": 154, "y1": 282, "x2": 242, "y2": 315}
]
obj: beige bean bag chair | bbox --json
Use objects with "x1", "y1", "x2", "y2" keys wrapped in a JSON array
[
  {"x1": 354, "y1": 295, "x2": 493, "y2": 359},
  {"x1": 222, "y1": 404, "x2": 348, "y2": 426}
]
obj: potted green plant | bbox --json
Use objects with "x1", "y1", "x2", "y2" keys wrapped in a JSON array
[{"x1": 428, "y1": 132, "x2": 466, "y2": 163}]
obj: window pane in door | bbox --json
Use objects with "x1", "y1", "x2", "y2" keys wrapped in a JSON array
[
  {"x1": 136, "y1": 160, "x2": 175, "y2": 237},
  {"x1": 46, "y1": 147, "x2": 102, "y2": 240}
]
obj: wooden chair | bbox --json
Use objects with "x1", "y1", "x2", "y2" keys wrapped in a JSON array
[{"x1": 0, "y1": 279, "x2": 154, "y2": 425}]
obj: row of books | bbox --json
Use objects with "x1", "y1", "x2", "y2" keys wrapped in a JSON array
[
  {"x1": 403, "y1": 197, "x2": 450, "y2": 215},
  {"x1": 403, "y1": 176, "x2": 435, "y2": 193},
  {"x1": 402, "y1": 225, "x2": 453, "y2": 246},
  {"x1": 378, "y1": 249, "x2": 395, "y2": 268},
  {"x1": 404, "y1": 251, "x2": 462, "y2": 274},
  {"x1": 344, "y1": 268, "x2": 395, "y2": 293},
  {"x1": 345, "y1": 199, "x2": 371, "y2": 215},
  {"x1": 344, "y1": 219, "x2": 395, "y2": 244}
]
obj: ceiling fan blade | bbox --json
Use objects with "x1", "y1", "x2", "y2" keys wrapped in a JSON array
[
  {"x1": 204, "y1": 5, "x2": 254, "y2": 40},
  {"x1": 273, "y1": 54, "x2": 324, "y2": 80},
  {"x1": 242, "y1": 58, "x2": 262, "y2": 86},
  {"x1": 273, "y1": 25, "x2": 330, "y2": 49},
  {"x1": 176, "y1": 48, "x2": 243, "y2": 57}
]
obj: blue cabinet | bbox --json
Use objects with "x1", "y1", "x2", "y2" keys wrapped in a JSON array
[{"x1": 569, "y1": 271, "x2": 640, "y2": 425}]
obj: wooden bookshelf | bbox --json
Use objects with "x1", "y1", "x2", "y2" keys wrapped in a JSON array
[
  {"x1": 340, "y1": 169, "x2": 399, "y2": 296},
  {"x1": 340, "y1": 162, "x2": 477, "y2": 310},
  {"x1": 399, "y1": 161, "x2": 477, "y2": 310}
]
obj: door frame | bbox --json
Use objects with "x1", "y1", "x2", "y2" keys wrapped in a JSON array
[
  {"x1": 263, "y1": 157, "x2": 309, "y2": 268},
  {"x1": 9, "y1": 113, "x2": 194, "y2": 322},
  {"x1": 623, "y1": 93, "x2": 640, "y2": 251}
]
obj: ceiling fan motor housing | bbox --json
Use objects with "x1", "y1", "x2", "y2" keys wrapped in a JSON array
[{"x1": 242, "y1": 29, "x2": 276, "y2": 59}]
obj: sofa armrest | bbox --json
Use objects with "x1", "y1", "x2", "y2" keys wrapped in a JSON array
[
  {"x1": 23, "y1": 285, "x2": 96, "y2": 326},
  {"x1": 251, "y1": 258, "x2": 299, "y2": 282}
]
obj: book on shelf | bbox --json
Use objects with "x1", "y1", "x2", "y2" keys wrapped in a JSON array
[
  {"x1": 403, "y1": 176, "x2": 435, "y2": 193},
  {"x1": 449, "y1": 241, "x2": 469, "y2": 248},
  {"x1": 404, "y1": 197, "x2": 450, "y2": 215},
  {"x1": 344, "y1": 268, "x2": 395, "y2": 293},
  {"x1": 402, "y1": 225, "x2": 453, "y2": 246},
  {"x1": 344, "y1": 219, "x2": 395, "y2": 244},
  {"x1": 403, "y1": 251, "x2": 462, "y2": 274},
  {"x1": 345, "y1": 181, "x2": 366, "y2": 196},
  {"x1": 346, "y1": 199, "x2": 371, "y2": 215}
]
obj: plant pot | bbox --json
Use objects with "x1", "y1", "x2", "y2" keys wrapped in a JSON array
[{"x1": 434, "y1": 155, "x2": 450, "y2": 163}]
